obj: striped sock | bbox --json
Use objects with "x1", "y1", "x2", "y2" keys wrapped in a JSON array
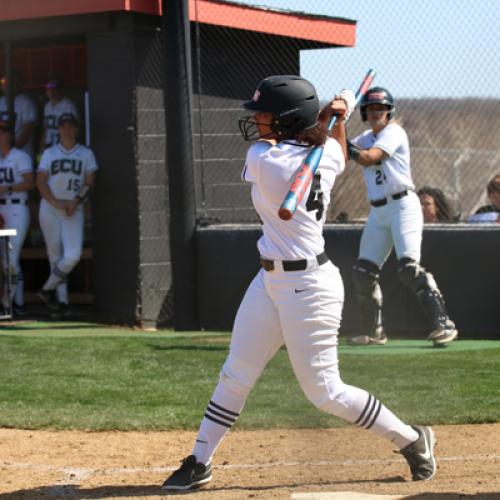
[
  {"x1": 192, "y1": 384, "x2": 246, "y2": 465},
  {"x1": 355, "y1": 393, "x2": 418, "y2": 449}
]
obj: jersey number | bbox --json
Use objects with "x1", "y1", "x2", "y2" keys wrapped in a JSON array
[
  {"x1": 67, "y1": 178, "x2": 81, "y2": 192},
  {"x1": 375, "y1": 169, "x2": 387, "y2": 185},
  {"x1": 306, "y1": 172, "x2": 324, "y2": 221}
]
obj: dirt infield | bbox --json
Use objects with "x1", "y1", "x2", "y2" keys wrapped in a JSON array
[{"x1": 0, "y1": 424, "x2": 498, "y2": 499}]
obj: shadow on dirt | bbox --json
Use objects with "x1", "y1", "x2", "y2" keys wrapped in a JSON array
[{"x1": 1, "y1": 483, "x2": 499, "y2": 499}]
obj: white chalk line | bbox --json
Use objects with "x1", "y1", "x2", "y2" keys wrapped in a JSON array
[{"x1": 1, "y1": 453, "x2": 499, "y2": 482}]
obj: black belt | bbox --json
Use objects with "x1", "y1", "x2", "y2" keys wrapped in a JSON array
[
  {"x1": 0, "y1": 198, "x2": 27, "y2": 205},
  {"x1": 370, "y1": 190, "x2": 409, "y2": 207},
  {"x1": 260, "y1": 251, "x2": 329, "y2": 272}
]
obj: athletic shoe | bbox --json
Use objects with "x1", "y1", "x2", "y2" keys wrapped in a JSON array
[
  {"x1": 428, "y1": 319, "x2": 458, "y2": 346},
  {"x1": 51, "y1": 303, "x2": 72, "y2": 320},
  {"x1": 399, "y1": 425, "x2": 436, "y2": 481},
  {"x1": 347, "y1": 330, "x2": 387, "y2": 346},
  {"x1": 13, "y1": 304, "x2": 27, "y2": 317},
  {"x1": 162, "y1": 455, "x2": 212, "y2": 491},
  {"x1": 38, "y1": 289, "x2": 60, "y2": 311},
  {"x1": 59, "y1": 303, "x2": 72, "y2": 317}
]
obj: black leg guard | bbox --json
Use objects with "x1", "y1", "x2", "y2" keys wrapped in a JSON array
[
  {"x1": 352, "y1": 259, "x2": 384, "y2": 339},
  {"x1": 398, "y1": 258, "x2": 448, "y2": 333}
]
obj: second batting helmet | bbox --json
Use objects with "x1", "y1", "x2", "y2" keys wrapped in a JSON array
[
  {"x1": 360, "y1": 87, "x2": 395, "y2": 121},
  {"x1": 239, "y1": 75, "x2": 319, "y2": 141}
]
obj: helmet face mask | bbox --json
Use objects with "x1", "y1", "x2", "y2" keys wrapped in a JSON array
[
  {"x1": 238, "y1": 115, "x2": 275, "y2": 141},
  {"x1": 239, "y1": 75, "x2": 319, "y2": 141},
  {"x1": 360, "y1": 87, "x2": 395, "y2": 122}
]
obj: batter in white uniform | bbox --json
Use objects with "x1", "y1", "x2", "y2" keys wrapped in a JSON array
[
  {"x1": 36, "y1": 113, "x2": 97, "y2": 315},
  {"x1": 347, "y1": 87, "x2": 457, "y2": 347},
  {"x1": 0, "y1": 121, "x2": 34, "y2": 312},
  {"x1": 162, "y1": 76, "x2": 436, "y2": 491}
]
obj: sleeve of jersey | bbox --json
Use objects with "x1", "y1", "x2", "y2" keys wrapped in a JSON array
[
  {"x1": 372, "y1": 125, "x2": 404, "y2": 157},
  {"x1": 71, "y1": 101, "x2": 80, "y2": 119},
  {"x1": 17, "y1": 151, "x2": 33, "y2": 174},
  {"x1": 38, "y1": 150, "x2": 51, "y2": 173},
  {"x1": 323, "y1": 138, "x2": 345, "y2": 175},
  {"x1": 85, "y1": 149, "x2": 99, "y2": 173},
  {"x1": 241, "y1": 142, "x2": 269, "y2": 184}
]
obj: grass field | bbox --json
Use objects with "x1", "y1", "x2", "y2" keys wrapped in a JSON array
[{"x1": 0, "y1": 321, "x2": 499, "y2": 431}]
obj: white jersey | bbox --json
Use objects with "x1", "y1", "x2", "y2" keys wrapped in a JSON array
[
  {"x1": 352, "y1": 122, "x2": 414, "y2": 201},
  {"x1": 0, "y1": 94, "x2": 38, "y2": 158},
  {"x1": 43, "y1": 98, "x2": 79, "y2": 147},
  {"x1": 38, "y1": 143, "x2": 98, "y2": 200},
  {"x1": 0, "y1": 147, "x2": 32, "y2": 202},
  {"x1": 242, "y1": 138, "x2": 345, "y2": 260}
]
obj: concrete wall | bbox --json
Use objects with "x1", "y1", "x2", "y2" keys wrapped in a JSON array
[{"x1": 197, "y1": 224, "x2": 500, "y2": 339}]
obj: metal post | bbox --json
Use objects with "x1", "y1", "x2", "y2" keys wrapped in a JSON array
[{"x1": 162, "y1": 0, "x2": 199, "y2": 330}]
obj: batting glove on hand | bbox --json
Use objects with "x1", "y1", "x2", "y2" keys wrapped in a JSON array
[{"x1": 337, "y1": 89, "x2": 356, "y2": 121}]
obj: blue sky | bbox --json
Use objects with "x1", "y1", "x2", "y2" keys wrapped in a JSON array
[{"x1": 240, "y1": 0, "x2": 500, "y2": 100}]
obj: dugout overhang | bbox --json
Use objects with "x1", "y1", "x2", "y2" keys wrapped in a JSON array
[
  {"x1": 0, "y1": 0, "x2": 356, "y2": 47},
  {"x1": 0, "y1": 0, "x2": 357, "y2": 326}
]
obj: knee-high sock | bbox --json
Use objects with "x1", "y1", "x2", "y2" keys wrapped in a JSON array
[
  {"x1": 43, "y1": 265, "x2": 69, "y2": 290},
  {"x1": 191, "y1": 383, "x2": 246, "y2": 465},
  {"x1": 332, "y1": 383, "x2": 419, "y2": 449}
]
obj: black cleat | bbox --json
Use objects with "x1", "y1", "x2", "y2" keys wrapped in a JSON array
[
  {"x1": 38, "y1": 289, "x2": 60, "y2": 311},
  {"x1": 13, "y1": 304, "x2": 27, "y2": 317},
  {"x1": 400, "y1": 425, "x2": 436, "y2": 481},
  {"x1": 162, "y1": 455, "x2": 212, "y2": 491}
]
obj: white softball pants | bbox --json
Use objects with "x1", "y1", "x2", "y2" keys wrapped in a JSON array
[
  {"x1": 359, "y1": 190, "x2": 423, "y2": 267},
  {"x1": 192, "y1": 259, "x2": 419, "y2": 464},
  {"x1": 0, "y1": 203, "x2": 30, "y2": 306},
  {"x1": 221, "y1": 261, "x2": 367, "y2": 417},
  {"x1": 39, "y1": 199, "x2": 84, "y2": 293}
]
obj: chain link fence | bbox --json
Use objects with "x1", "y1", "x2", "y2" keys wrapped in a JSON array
[{"x1": 188, "y1": 0, "x2": 500, "y2": 224}]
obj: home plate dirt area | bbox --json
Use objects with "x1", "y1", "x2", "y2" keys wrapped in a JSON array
[{"x1": 0, "y1": 424, "x2": 498, "y2": 499}]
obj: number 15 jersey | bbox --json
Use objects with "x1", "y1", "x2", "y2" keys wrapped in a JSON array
[{"x1": 38, "y1": 143, "x2": 98, "y2": 200}]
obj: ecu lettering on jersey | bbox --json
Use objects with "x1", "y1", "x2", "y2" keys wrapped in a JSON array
[
  {"x1": 0, "y1": 167, "x2": 14, "y2": 183},
  {"x1": 50, "y1": 158, "x2": 83, "y2": 176}
]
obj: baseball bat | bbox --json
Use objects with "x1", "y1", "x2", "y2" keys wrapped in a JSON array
[{"x1": 278, "y1": 69, "x2": 376, "y2": 221}]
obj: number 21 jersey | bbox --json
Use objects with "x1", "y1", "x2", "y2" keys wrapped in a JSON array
[{"x1": 38, "y1": 143, "x2": 98, "y2": 200}]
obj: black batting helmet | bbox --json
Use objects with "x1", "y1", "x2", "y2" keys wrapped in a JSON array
[
  {"x1": 360, "y1": 87, "x2": 395, "y2": 121},
  {"x1": 239, "y1": 75, "x2": 319, "y2": 141}
]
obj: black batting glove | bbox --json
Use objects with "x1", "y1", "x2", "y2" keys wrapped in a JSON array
[{"x1": 347, "y1": 140, "x2": 361, "y2": 161}]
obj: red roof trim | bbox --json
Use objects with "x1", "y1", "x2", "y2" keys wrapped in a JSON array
[
  {"x1": 188, "y1": 0, "x2": 355, "y2": 46},
  {"x1": 0, "y1": 0, "x2": 355, "y2": 47}
]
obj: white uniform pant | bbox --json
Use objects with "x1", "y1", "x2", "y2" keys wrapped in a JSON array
[
  {"x1": 359, "y1": 191, "x2": 423, "y2": 267},
  {"x1": 39, "y1": 199, "x2": 84, "y2": 296},
  {"x1": 0, "y1": 204, "x2": 30, "y2": 306},
  {"x1": 221, "y1": 261, "x2": 360, "y2": 416}
]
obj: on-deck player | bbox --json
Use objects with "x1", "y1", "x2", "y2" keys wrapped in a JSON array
[
  {"x1": 346, "y1": 87, "x2": 457, "y2": 347},
  {"x1": 0, "y1": 120, "x2": 34, "y2": 312},
  {"x1": 162, "y1": 76, "x2": 437, "y2": 491},
  {"x1": 36, "y1": 113, "x2": 97, "y2": 316}
]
